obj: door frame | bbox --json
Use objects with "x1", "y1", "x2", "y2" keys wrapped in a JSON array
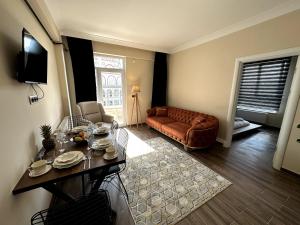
[
  {"x1": 225, "y1": 47, "x2": 300, "y2": 170},
  {"x1": 94, "y1": 53, "x2": 128, "y2": 126}
]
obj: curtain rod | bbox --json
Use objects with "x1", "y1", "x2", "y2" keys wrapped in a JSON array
[{"x1": 24, "y1": 0, "x2": 62, "y2": 45}]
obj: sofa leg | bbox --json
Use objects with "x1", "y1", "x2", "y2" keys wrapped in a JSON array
[{"x1": 184, "y1": 145, "x2": 189, "y2": 151}]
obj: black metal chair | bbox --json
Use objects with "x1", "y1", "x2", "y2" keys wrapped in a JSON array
[
  {"x1": 31, "y1": 190, "x2": 113, "y2": 225},
  {"x1": 109, "y1": 120, "x2": 119, "y2": 141},
  {"x1": 82, "y1": 121, "x2": 119, "y2": 194},
  {"x1": 111, "y1": 120, "x2": 119, "y2": 132},
  {"x1": 101, "y1": 128, "x2": 128, "y2": 199},
  {"x1": 90, "y1": 128, "x2": 129, "y2": 199}
]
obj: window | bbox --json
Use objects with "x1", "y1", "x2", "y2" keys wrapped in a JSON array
[
  {"x1": 237, "y1": 57, "x2": 292, "y2": 113},
  {"x1": 107, "y1": 89, "x2": 113, "y2": 97},
  {"x1": 114, "y1": 89, "x2": 119, "y2": 97},
  {"x1": 94, "y1": 54, "x2": 126, "y2": 124}
]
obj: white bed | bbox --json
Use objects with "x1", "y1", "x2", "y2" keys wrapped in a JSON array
[{"x1": 233, "y1": 117, "x2": 262, "y2": 135}]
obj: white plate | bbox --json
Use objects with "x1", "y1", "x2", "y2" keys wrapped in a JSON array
[
  {"x1": 29, "y1": 165, "x2": 52, "y2": 178},
  {"x1": 95, "y1": 122, "x2": 103, "y2": 127},
  {"x1": 53, "y1": 157, "x2": 83, "y2": 169},
  {"x1": 71, "y1": 126, "x2": 88, "y2": 133},
  {"x1": 105, "y1": 146, "x2": 116, "y2": 153},
  {"x1": 53, "y1": 152, "x2": 84, "y2": 169},
  {"x1": 103, "y1": 152, "x2": 118, "y2": 160},
  {"x1": 91, "y1": 144, "x2": 111, "y2": 150},
  {"x1": 94, "y1": 139, "x2": 111, "y2": 145},
  {"x1": 56, "y1": 151, "x2": 79, "y2": 163},
  {"x1": 54, "y1": 151, "x2": 82, "y2": 164},
  {"x1": 53, "y1": 153, "x2": 83, "y2": 167},
  {"x1": 93, "y1": 127, "x2": 109, "y2": 135}
]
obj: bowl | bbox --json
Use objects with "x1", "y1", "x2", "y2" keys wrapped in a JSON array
[
  {"x1": 31, "y1": 160, "x2": 47, "y2": 173},
  {"x1": 71, "y1": 135, "x2": 87, "y2": 145}
]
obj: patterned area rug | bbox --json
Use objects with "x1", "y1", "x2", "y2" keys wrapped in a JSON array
[{"x1": 121, "y1": 137, "x2": 231, "y2": 225}]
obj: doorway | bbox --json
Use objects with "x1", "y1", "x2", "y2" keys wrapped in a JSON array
[
  {"x1": 232, "y1": 56, "x2": 297, "y2": 136},
  {"x1": 94, "y1": 54, "x2": 127, "y2": 126},
  {"x1": 225, "y1": 48, "x2": 300, "y2": 170}
]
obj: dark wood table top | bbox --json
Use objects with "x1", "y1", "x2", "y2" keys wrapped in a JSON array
[{"x1": 13, "y1": 134, "x2": 125, "y2": 195}]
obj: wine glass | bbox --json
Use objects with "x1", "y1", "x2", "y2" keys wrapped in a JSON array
[{"x1": 57, "y1": 131, "x2": 67, "y2": 154}]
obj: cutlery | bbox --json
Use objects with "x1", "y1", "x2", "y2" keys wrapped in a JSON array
[
  {"x1": 83, "y1": 156, "x2": 87, "y2": 169},
  {"x1": 88, "y1": 153, "x2": 92, "y2": 169}
]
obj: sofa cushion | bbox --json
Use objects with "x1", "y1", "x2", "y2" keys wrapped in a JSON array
[
  {"x1": 161, "y1": 122, "x2": 191, "y2": 142},
  {"x1": 146, "y1": 117, "x2": 175, "y2": 130},
  {"x1": 156, "y1": 107, "x2": 168, "y2": 116}
]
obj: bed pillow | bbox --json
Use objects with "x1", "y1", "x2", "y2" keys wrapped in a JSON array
[{"x1": 156, "y1": 107, "x2": 168, "y2": 116}]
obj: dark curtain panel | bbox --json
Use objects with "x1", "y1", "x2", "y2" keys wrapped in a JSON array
[
  {"x1": 151, "y1": 52, "x2": 168, "y2": 107},
  {"x1": 67, "y1": 37, "x2": 96, "y2": 103}
]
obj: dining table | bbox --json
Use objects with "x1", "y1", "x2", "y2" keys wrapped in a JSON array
[{"x1": 12, "y1": 129, "x2": 125, "y2": 202}]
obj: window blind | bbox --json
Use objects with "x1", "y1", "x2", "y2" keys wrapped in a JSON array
[{"x1": 237, "y1": 57, "x2": 292, "y2": 112}]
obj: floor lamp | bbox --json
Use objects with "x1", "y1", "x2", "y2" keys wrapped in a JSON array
[{"x1": 130, "y1": 85, "x2": 142, "y2": 128}]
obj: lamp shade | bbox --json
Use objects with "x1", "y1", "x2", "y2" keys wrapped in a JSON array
[{"x1": 131, "y1": 85, "x2": 141, "y2": 93}]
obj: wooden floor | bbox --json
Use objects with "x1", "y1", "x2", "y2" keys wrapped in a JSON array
[{"x1": 56, "y1": 125, "x2": 300, "y2": 225}]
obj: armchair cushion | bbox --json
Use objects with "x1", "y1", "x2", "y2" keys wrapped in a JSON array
[
  {"x1": 77, "y1": 101, "x2": 102, "y2": 123},
  {"x1": 77, "y1": 101, "x2": 114, "y2": 124},
  {"x1": 102, "y1": 114, "x2": 114, "y2": 123}
]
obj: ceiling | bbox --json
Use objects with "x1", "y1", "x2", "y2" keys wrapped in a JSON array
[{"x1": 44, "y1": 0, "x2": 300, "y2": 53}]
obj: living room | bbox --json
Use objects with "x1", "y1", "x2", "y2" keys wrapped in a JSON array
[{"x1": 1, "y1": 0, "x2": 300, "y2": 225}]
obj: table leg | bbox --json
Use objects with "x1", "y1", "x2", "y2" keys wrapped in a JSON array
[
  {"x1": 43, "y1": 183, "x2": 76, "y2": 203},
  {"x1": 81, "y1": 174, "x2": 85, "y2": 195}
]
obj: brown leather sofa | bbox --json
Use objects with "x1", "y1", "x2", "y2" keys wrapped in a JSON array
[{"x1": 146, "y1": 106, "x2": 219, "y2": 150}]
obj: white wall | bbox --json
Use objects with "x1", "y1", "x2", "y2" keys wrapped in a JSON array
[{"x1": 0, "y1": 0, "x2": 64, "y2": 224}]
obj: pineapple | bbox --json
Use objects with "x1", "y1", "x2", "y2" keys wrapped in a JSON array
[{"x1": 40, "y1": 125, "x2": 55, "y2": 151}]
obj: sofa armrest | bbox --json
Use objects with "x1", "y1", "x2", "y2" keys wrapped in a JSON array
[
  {"x1": 186, "y1": 118, "x2": 219, "y2": 148},
  {"x1": 102, "y1": 114, "x2": 114, "y2": 123},
  {"x1": 147, "y1": 108, "x2": 156, "y2": 117}
]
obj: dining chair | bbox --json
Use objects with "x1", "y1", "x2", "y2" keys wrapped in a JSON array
[
  {"x1": 31, "y1": 190, "x2": 113, "y2": 225},
  {"x1": 110, "y1": 120, "x2": 119, "y2": 137},
  {"x1": 101, "y1": 128, "x2": 129, "y2": 199},
  {"x1": 67, "y1": 114, "x2": 92, "y2": 130}
]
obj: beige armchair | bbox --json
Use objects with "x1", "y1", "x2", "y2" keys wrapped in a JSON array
[{"x1": 77, "y1": 101, "x2": 114, "y2": 124}]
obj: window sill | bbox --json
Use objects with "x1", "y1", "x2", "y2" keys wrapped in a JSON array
[{"x1": 237, "y1": 106, "x2": 278, "y2": 114}]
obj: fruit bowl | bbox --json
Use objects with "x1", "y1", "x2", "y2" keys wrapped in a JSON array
[{"x1": 70, "y1": 132, "x2": 87, "y2": 145}]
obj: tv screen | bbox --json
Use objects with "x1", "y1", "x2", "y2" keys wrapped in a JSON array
[{"x1": 19, "y1": 29, "x2": 48, "y2": 84}]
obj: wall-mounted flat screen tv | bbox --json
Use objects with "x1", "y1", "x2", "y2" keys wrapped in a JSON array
[{"x1": 18, "y1": 29, "x2": 48, "y2": 84}]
